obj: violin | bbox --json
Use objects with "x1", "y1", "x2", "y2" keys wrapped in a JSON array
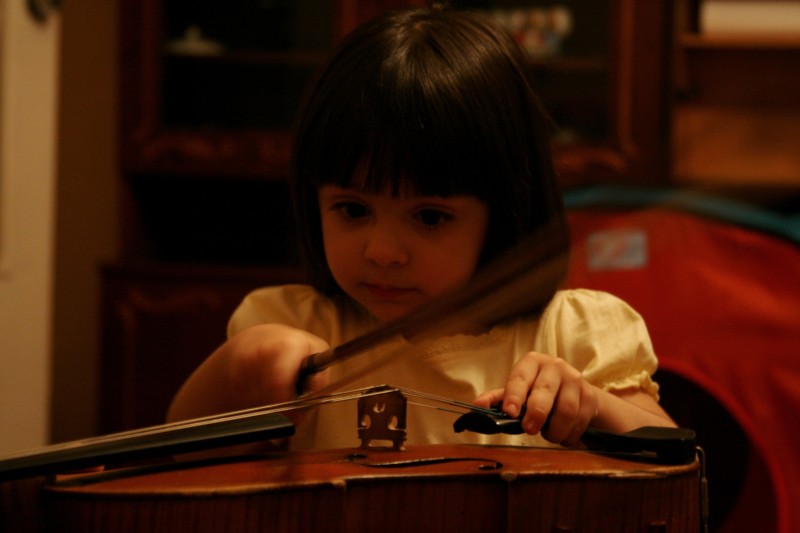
[{"x1": 1, "y1": 386, "x2": 705, "y2": 533}]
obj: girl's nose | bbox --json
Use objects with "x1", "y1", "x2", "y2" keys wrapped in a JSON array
[{"x1": 363, "y1": 227, "x2": 409, "y2": 267}]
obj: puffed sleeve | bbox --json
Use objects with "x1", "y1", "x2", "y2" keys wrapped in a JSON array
[{"x1": 534, "y1": 289, "x2": 660, "y2": 400}]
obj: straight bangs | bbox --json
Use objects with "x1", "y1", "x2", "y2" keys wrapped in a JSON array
[{"x1": 302, "y1": 98, "x2": 492, "y2": 200}]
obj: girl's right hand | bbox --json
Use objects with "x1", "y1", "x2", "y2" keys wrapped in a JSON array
[
  {"x1": 167, "y1": 323, "x2": 330, "y2": 424},
  {"x1": 225, "y1": 323, "x2": 332, "y2": 408}
]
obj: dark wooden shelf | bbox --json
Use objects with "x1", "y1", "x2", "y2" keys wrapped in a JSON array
[
  {"x1": 530, "y1": 54, "x2": 607, "y2": 73},
  {"x1": 164, "y1": 49, "x2": 329, "y2": 66},
  {"x1": 679, "y1": 32, "x2": 800, "y2": 50}
]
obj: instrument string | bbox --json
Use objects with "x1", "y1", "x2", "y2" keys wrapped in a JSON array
[{"x1": 0, "y1": 385, "x2": 496, "y2": 472}]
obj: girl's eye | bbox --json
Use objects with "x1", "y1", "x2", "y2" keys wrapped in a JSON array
[
  {"x1": 415, "y1": 209, "x2": 452, "y2": 227},
  {"x1": 334, "y1": 201, "x2": 370, "y2": 220}
]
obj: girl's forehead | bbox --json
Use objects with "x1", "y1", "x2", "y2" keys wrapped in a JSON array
[
  {"x1": 334, "y1": 162, "x2": 423, "y2": 197},
  {"x1": 319, "y1": 181, "x2": 433, "y2": 200}
]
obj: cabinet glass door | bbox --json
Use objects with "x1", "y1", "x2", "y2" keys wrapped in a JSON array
[
  {"x1": 455, "y1": 0, "x2": 670, "y2": 186},
  {"x1": 161, "y1": 1, "x2": 335, "y2": 131},
  {"x1": 121, "y1": 0, "x2": 668, "y2": 185}
]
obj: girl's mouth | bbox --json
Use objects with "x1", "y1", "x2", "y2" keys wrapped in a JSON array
[{"x1": 363, "y1": 283, "x2": 415, "y2": 300}]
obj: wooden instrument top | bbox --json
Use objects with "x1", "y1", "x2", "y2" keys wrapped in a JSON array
[{"x1": 48, "y1": 444, "x2": 699, "y2": 497}]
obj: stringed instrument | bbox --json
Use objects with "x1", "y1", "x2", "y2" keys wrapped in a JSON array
[
  {"x1": 1, "y1": 386, "x2": 705, "y2": 532},
  {"x1": 44, "y1": 445, "x2": 701, "y2": 533}
]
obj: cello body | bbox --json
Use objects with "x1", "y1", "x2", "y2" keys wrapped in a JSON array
[{"x1": 43, "y1": 444, "x2": 701, "y2": 533}]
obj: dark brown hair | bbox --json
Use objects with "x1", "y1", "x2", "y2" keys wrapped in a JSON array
[{"x1": 291, "y1": 5, "x2": 568, "y2": 301}]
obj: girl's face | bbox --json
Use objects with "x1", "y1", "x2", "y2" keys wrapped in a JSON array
[{"x1": 318, "y1": 184, "x2": 489, "y2": 323}]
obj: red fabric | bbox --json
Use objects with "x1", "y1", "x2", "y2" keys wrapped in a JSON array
[{"x1": 565, "y1": 207, "x2": 800, "y2": 533}]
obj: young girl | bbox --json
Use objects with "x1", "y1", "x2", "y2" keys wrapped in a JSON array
[{"x1": 167, "y1": 5, "x2": 674, "y2": 451}]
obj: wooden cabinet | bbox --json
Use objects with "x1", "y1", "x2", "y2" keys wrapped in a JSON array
[
  {"x1": 118, "y1": 0, "x2": 671, "y2": 186},
  {"x1": 672, "y1": 0, "x2": 800, "y2": 199},
  {"x1": 526, "y1": 0, "x2": 672, "y2": 187},
  {"x1": 104, "y1": 0, "x2": 673, "y2": 431}
]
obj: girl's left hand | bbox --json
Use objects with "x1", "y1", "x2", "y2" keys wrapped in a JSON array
[{"x1": 473, "y1": 351, "x2": 599, "y2": 447}]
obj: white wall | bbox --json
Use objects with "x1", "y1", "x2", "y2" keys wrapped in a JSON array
[{"x1": 0, "y1": 0, "x2": 61, "y2": 453}]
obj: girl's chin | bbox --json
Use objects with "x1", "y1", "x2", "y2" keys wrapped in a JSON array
[
  {"x1": 368, "y1": 309, "x2": 412, "y2": 324},
  {"x1": 363, "y1": 302, "x2": 420, "y2": 324},
  {"x1": 352, "y1": 289, "x2": 425, "y2": 323}
]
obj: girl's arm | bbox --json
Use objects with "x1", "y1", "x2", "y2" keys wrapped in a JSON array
[{"x1": 474, "y1": 351, "x2": 675, "y2": 447}]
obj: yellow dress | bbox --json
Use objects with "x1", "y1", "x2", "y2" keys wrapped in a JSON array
[{"x1": 228, "y1": 285, "x2": 659, "y2": 450}]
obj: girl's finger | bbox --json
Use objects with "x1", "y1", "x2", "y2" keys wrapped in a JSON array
[
  {"x1": 522, "y1": 363, "x2": 562, "y2": 434},
  {"x1": 502, "y1": 353, "x2": 543, "y2": 417},
  {"x1": 563, "y1": 383, "x2": 599, "y2": 446},
  {"x1": 540, "y1": 374, "x2": 581, "y2": 443},
  {"x1": 473, "y1": 388, "x2": 505, "y2": 409}
]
